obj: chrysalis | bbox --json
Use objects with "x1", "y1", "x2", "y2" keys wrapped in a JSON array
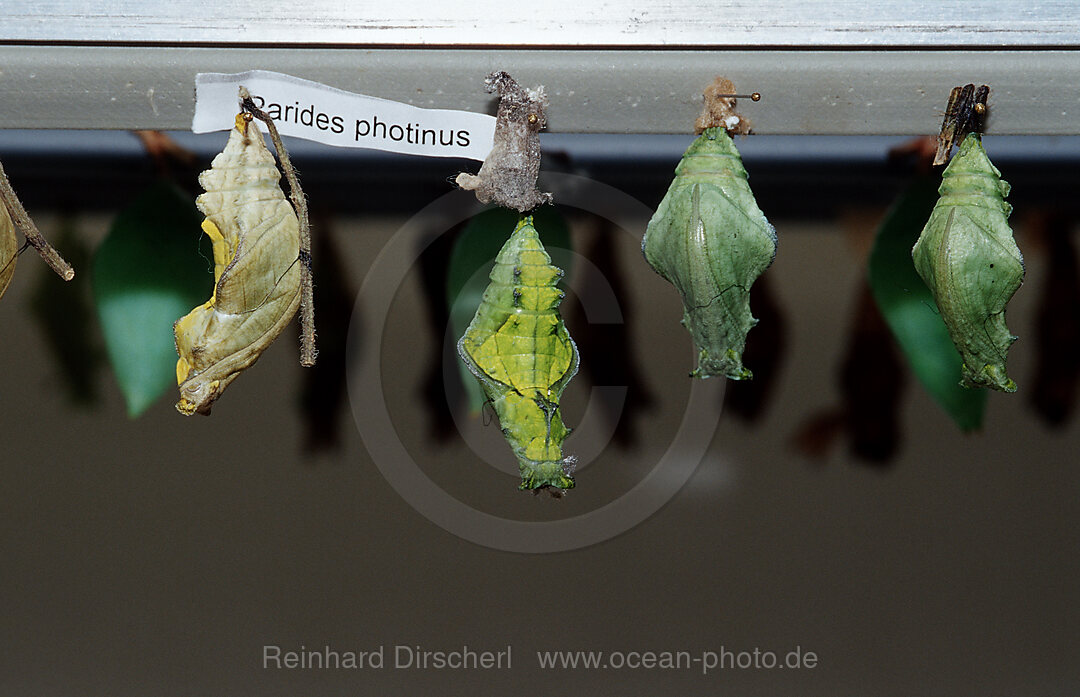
[
  {"x1": 458, "y1": 215, "x2": 579, "y2": 491},
  {"x1": 0, "y1": 201, "x2": 15, "y2": 300},
  {"x1": 173, "y1": 113, "x2": 302, "y2": 415},
  {"x1": 455, "y1": 71, "x2": 552, "y2": 213},
  {"x1": 642, "y1": 126, "x2": 777, "y2": 379},
  {"x1": 912, "y1": 133, "x2": 1024, "y2": 392}
]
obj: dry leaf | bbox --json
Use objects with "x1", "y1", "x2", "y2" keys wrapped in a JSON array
[{"x1": 0, "y1": 201, "x2": 15, "y2": 300}]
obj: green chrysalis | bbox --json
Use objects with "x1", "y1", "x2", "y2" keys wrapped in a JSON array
[
  {"x1": 912, "y1": 133, "x2": 1024, "y2": 392},
  {"x1": 642, "y1": 126, "x2": 777, "y2": 379},
  {"x1": 458, "y1": 215, "x2": 579, "y2": 491}
]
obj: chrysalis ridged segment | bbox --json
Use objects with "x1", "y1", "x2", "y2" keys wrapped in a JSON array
[
  {"x1": 0, "y1": 201, "x2": 15, "y2": 300},
  {"x1": 458, "y1": 215, "x2": 579, "y2": 491},
  {"x1": 642, "y1": 126, "x2": 777, "y2": 380},
  {"x1": 912, "y1": 133, "x2": 1024, "y2": 392},
  {"x1": 173, "y1": 114, "x2": 302, "y2": 415}
]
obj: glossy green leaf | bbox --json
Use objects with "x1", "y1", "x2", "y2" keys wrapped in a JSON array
[
  {"x1": 912, "y1": 133, "x2": 1024, "y2": 392},
  {"x1": 868, "y1": 175, "x2": 986, "y2": 431},
  {"x1": 447, "y1": 206, "x2": 571, "y2": 414},
  {"x1": 93, "y1": 182, "x2": 212, "y2": 417},
  {"x1": 642, "y1": 127, "x2": 777, "y2": 380},
  {"x1": 457, "y1": 215, "x2": 578, "y2": 491}
]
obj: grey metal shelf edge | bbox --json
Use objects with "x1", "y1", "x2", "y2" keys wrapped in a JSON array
[{"x1": 0, "y1": 47, "x2": 1078, "y2": 134}]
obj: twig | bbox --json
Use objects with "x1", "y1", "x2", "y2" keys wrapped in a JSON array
[
  {"x1": 134, "y1": 130, "x2": 198, "y2": 178},
  {"x1": 934, "y1": 83, "x2": 989, "y2": 165},
  {"x1": 239, "y1": 86, "x2": 317, "y2": 367},
  {"x1": 0, "y1": 157, "x2": 74, "y2": 281}
]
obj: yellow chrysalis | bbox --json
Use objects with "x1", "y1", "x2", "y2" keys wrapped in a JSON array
[{"x1": 173, "y1": 114, "x2": 302, "y2": 415}]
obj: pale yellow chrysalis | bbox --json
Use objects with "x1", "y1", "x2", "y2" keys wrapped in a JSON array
[{"x1": 174, "y1": 113, "x2": 302, "y2": 415}]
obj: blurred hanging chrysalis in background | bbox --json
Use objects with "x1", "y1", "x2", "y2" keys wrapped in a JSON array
[
  {"x1": 299, "y1": 215, "x2": 354, "y2": 451},
  {"x1": 568, "y1": 215, "x2": 656, "y2": 446},
  {"x1": 92, "y1": 131, "x2": 213, "y2": 417},
  {"x1": 723, "y1": 274, "x2": 787, "y2": 422},
  {"x1": 911, "y1": 85, "x2": 1025, "y2": 392},
  {"x1": 1029, "y1": 212, "x2": 1080, "y2": 425},
  {"x1": 31, "y1": 217, "x2": 103, "y2": 406},
  {"x1": 642, "y1": 78, "x2": 777, "y2": 380}
]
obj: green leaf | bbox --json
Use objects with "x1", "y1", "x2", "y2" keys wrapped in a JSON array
[
  {"x1": 446, "y1": 206, "x2": 571, "y2": 414},
  {"x1": 868, "y1": 175, "x2": 986, "y2": 431},
  {"x1": 93, "y1": 182, "x2": 213, "y2": 417}
]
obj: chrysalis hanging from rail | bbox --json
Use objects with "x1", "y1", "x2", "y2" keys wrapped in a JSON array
[
  {"x1": 911, "y1": 84, "x2": 1024, "y2": 392},
  {"x1": 173, "y1": 110, "x2": 303, "y2": 415},
  {"x1": 458, "y1": 215, "x2": 579, "y2": 491},
  {"x1": 642, "y1": 78, "x2": 776, "y2": 379}
]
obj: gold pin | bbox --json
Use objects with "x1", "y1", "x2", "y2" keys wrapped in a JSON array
[{"x1": 715, "y1": 91, "x2": 761, "y2": 102}]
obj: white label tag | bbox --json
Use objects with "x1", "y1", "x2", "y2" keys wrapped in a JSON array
[{"x1": 193, "y1": 70, "x2": 495, "y2": 161}]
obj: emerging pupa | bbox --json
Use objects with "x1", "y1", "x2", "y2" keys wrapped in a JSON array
[
  {"x1": 173, "y1": 113, "x2": 302, "y2": 415},
  {"x1": 912, "y1": 132, "x2": 1024, "y2": 392},
  {"x1": 642, "y1": 79, "x2": 776, "y2": 379},
  {"x1": 458, "y1": 215, "x2": 579, "y2": 491}
]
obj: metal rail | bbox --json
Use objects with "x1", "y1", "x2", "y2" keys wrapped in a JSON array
[{"x1": 0, "y1": 47, "x2": 1078, "y2": 134}]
